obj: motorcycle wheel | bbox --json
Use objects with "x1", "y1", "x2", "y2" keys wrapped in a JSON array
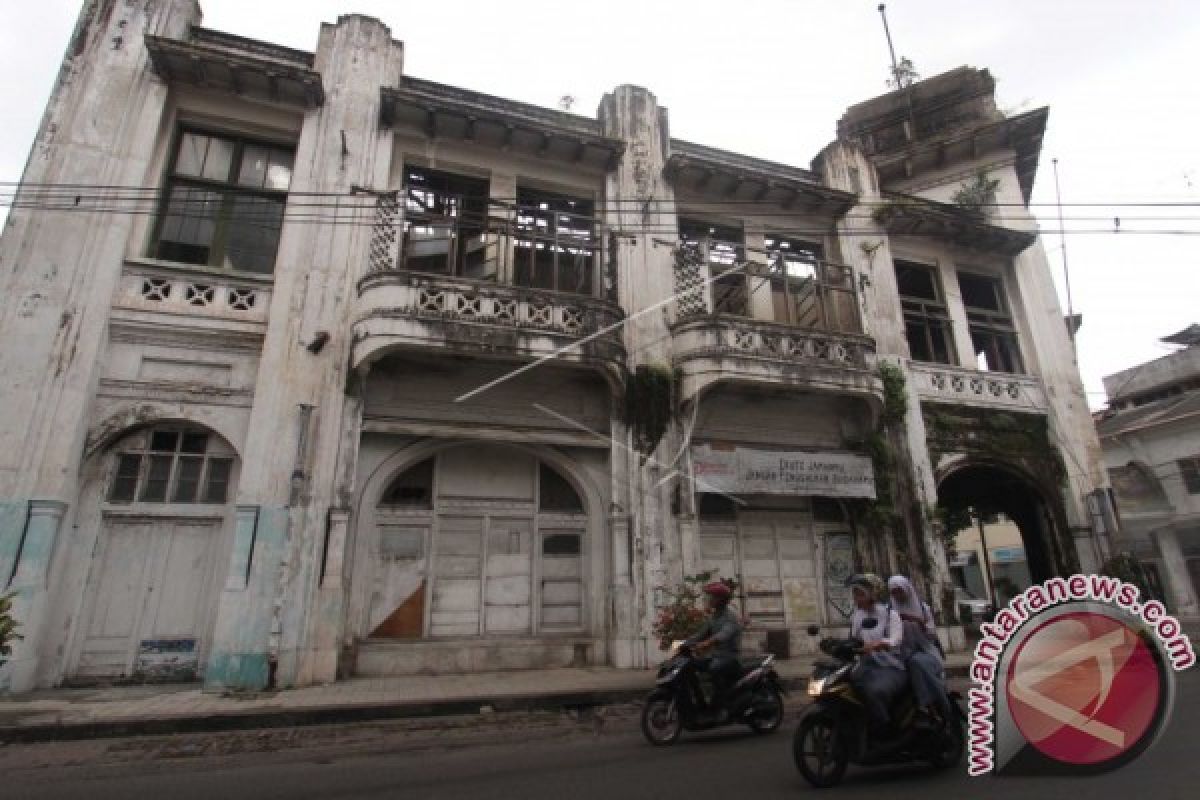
[
  {"x1": 641, "y1": 693, "x2": 683, "y2": 746},
  {"x1": 928, "y1": 712, "x2": 965, "y2": 769},
  {"x1": 747, "y1": 685, "x2": 785, "y2": 734},
  {"x1": 793, "y1": 711, "x2": 848, "y2": 788}
]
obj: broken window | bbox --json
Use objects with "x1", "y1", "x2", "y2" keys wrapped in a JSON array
[
  {"x1": 958, "y1": 271, "x2": 1023, "y2": 373},
  {"x1": 512, "y1": 188, "x2": 598, "y2": 295},
  {"x1": 762, "y1": 236, "x2": 863, "y2": 333},
  {"x1": 894, "y1": 260, "x2": 956, "y2": 364},
  {"x1": 679, "y1": 218, "x2": 746, "y2": 315},
  {"x1": 401, "y1": 166, "x2": 493, "y2": 280},
  {"x1": 154, "y1": 130, "x2": 293, "y2": 273},
  {"x1": 107, "y1": 427, "x2": 236, "y2": 505}
]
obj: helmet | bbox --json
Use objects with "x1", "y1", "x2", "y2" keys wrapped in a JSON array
[{"x1": 702, "y1": 581, "x2": 733, "y2": 600}]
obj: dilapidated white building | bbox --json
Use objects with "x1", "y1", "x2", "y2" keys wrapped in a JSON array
[
  {"x1": 1097, "y1": 326, "x2": 1200, "y2": 621},
  {"x1": 0, "y1": 1, "x2": 1110, "y2": 692}
]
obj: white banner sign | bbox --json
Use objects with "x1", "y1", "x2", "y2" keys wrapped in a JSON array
[{"x1": 691, "y1": 445, "x2": 877, "y2": 499}]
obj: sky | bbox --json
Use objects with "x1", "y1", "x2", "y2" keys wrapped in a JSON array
[{"x1": 2, "y1": 0, "x2": 1199, "y2": 408}]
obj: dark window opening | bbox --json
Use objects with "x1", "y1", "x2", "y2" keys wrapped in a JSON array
[
  {"x1": 1180, "y1": 457, "x2": 1200, "y2": 495},
  {"x1": 698, "y1": 493, "x2": 738, "y2": 517},
  {"x1": 894, "y1": 260, "x2": 956, "y2": 365},
  {"x1": 680, "y1": 218, "x2": 747, "y2": 315},
  {"x1": 539, "y1": 463, "x2": 583, "y2": 512},
  {"x1": 959, "y1": 271, "x2": 1023, "y2": 373},
  {"x1": 154, "y1": 131, "x2": 293, "y2": 274},
  {"x1": 514, "y1": 188, "x2": 598, "y2": 296},
  {"x1": 401, "y1": 166, "x2": 491, "y2": 279},
  {"x1": 542, "y1": 533, "x2": 582, "y2": 556},
  {"x1": 381, "y1": 458, "x2": 435, "y2": 509}
]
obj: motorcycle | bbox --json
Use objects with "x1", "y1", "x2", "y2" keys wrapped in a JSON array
[
  {"x1": 640, "y1": 640, "x2": 787, "y2": 745},
  {"x1": 792, "y1": 625, "x2": 965, "y2": 788}
]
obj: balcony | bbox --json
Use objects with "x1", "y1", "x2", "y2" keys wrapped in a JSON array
[
  {"x1": 671, "y1": 314, "x2": 879, "y2": 403},
  {"x1": 353, "y1": 189, "x2": 624, "y2": 374},
  {"x1": 909, "y1": 362, "x2": 1049, "y2": 413},
  {"x1": 352, "y1": 270, "x2": 625, "y2": 374}
]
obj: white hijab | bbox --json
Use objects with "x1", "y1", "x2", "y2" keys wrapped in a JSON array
[{"x1": 888, "y1": 575, "x2": 931, "y2": 625}]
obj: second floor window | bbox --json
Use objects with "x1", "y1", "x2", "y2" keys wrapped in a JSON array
[
  {"x1": 958, "y1": 271, "x2": 1023, "y2": 373},
  {"x1": 894, "y1": 260, "x2": 955, "y2": 364},
  {"x1": 514, "y1": 188, "x2": 598, "y2": 295},
  {"x1": 154, "y1": 131, "x2": 293, "y2": 274},
  {"x1": 402, "y1": 166, "x2": 492, "y2": 279},
  {"x1": 680, "y1": 219, "x2": 746, "y2": 315}
]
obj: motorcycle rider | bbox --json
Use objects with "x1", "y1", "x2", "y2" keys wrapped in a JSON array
[
  {"x1": 846, "y1": 573, "x2": 907, "y2": 739},
  {"x1": 685, "y1": 581, "x2": 743, "y2": 720},
  {"x1": 887, "y1": 574, "x2": 950, "y2": 725}
]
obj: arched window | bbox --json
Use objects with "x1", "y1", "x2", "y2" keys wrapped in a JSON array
[
  {"x1": 107, "y1": 427, "x2": 235, "y2": 505},
  {"x1": 380, "y1": 458, "x2": 435, "y2": 509},
  {"x1": 539, "y1": 462, "x2": 583, "y2": 512}
]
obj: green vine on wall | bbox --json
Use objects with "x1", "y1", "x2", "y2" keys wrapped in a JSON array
[
  {"x1": 625, "y1": 364, "x2": 679, "y2": 454},
  {"x1": 879, "y1": 362, "x2": 909, "y2": 426},
  {"x1": 0, "y1": 591, "x2": 21, "y2": 668},
  {"x1": 951, "y1": 170, "x2": 1000, "y2": 218}
]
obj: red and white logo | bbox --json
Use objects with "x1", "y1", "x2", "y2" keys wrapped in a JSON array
[{"x1": 1005, "y1": 611, "x2": 1163, "y2": 766}]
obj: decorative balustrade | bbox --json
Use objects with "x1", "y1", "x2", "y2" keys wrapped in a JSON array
[
  {"x1": 353, "y1": 270, "x2": 625, "y2": 371},
  {"x1": 671, "y1": 314, "x2": 878, "y2": 400},
  {"x1": 116, "y1": 263, "x2": 270, "y2": 323},
  {"x1": 909, "y1": 362, "x2": 1048, "y2": 412}
]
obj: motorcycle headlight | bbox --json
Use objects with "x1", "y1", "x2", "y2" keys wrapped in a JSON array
[{"x1": 807, "y1": 676, "x2": 827, "y2": 697}]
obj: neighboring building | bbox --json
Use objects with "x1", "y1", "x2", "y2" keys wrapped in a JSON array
[
  {"x1": 1096, "y1": 326, "x2": 1200, "y2": 620},
  {"x1": 0, "y1": 1, "x2": 1107, "y2": 692},
  {"x1": 950, "y1": 516, "x2": 1031, "y2": 608}
]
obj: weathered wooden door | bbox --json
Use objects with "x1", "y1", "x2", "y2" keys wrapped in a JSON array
[{"x1": 75, "y1": 517, "x2": 221, "y2": 681}]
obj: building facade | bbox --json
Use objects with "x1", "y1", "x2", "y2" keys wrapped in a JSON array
[
  {"x1": 1096, "y1": 326, "x2": 1200, "y2": 621},
  {"x1": 0, "y1": 1, "x2": 1108, "y2": 692}
]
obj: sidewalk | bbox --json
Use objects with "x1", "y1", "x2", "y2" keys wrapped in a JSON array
[{"x1": 0, "y1": 653, "x2": 974, "y2": 743}]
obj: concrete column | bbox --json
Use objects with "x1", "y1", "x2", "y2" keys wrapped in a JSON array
[
  {"x1": 1154, "y1": 528, "x2": 1200, "y2": 616},
  {"x1": 489, "y1": 173, "x2": 517, "y2": 284},
  {"x1": 0, "y1": 0, "x2": 199, "y2": 692},
  {"x1": 743, "y1": 224, "x2": 773, "y2": 322},
  {"x1": 205, "y1": 15, "x2": 404, "y2": 691},
  {"x1": 598, "y1": 86, "x2": 680, "y2": 665},
  {"x1": 812, "y1": 142, "x2": 906, "y2": 357}
]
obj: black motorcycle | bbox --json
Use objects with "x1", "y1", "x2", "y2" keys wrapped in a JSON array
[
  {"x1": 792, "y1": 626, "x2": 965, "y2": 787},
  {"x1": 640, "y1": 640, "x2": 786, "y2": 745}
]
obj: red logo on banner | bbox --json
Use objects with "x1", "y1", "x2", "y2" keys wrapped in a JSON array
[{"x1": 1005, "y1": 611, "x2": 1162, "y2": 765}]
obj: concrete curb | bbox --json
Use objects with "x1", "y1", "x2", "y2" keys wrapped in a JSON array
[{"x1": 0, "y1": 664, "x2": 972, "y2": 744}]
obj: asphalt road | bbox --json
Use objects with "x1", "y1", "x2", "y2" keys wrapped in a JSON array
[{"x1": 6, "y1": 669, "x2": 1199, "y2": 800}]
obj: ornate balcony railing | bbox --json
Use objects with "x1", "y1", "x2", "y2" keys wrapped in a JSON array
[
  {"x1": 909, "y1": 362, "x2": 1048, "y2": 412},
  {"x1": 672, "y1": 314, "x2": 879, "y2": 401},
  {"x1": 352, "y1": 270, "x2": 625, "y2": 372}
]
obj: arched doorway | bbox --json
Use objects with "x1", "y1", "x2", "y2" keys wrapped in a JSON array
[
  {"x1": 364, "y1": 443, "x2": 588, "y2": 640},
  {"x1": 69, "y1": 424, "x2": 239, "y2": 683},
  {"x1": 937, "y1": 462, "x2": 1066, "y2": 609}
]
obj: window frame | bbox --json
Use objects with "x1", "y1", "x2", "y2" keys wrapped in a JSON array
[
  {"x1": 151, "y1": 127, "x2": 295, "y2": 275},
  {"x1": 957, "y1": 269, "x2": 1024, "y2": 374},
  {"x1": 894, "y1": 259, "x2": 957, "y2": 365},
  {"x1": 399, "y1": 165, "x2": 492, "y2": 280},
  {"x1": 106, "y1": 427, "x2": 236, "y2": 506},
  {"x1": 513, "y1": 186, "x2": 600, "y2": 297}
]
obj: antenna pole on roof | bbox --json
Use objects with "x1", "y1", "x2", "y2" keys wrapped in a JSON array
[
  {"x1": 1053, "y1": 157, "x2": 1078, "y2": 358},
  {"x1": 878, "y1": 4, "x2": 902, "y2": 88},
  {"x1": 878, "y1": 4, "x2": 917, "y2": 140}
]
